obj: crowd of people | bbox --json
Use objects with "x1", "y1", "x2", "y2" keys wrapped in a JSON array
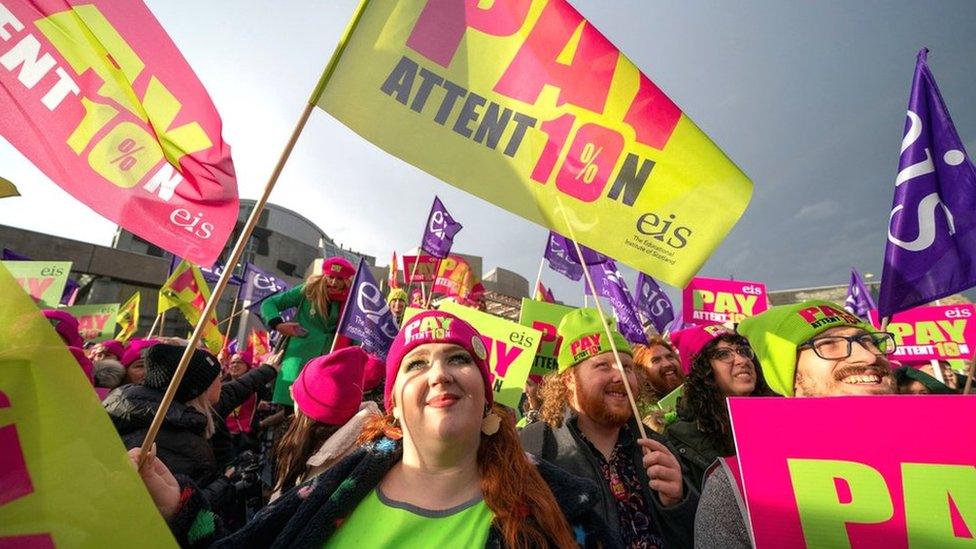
[{"x1": 38, "y1": 256, "x2": 972, "y2": 548}]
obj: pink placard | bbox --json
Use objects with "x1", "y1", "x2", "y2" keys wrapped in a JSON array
[
  {"x1": 682, "y1": 276, "x2": 767, "y2": 325},
  {"x1": 729, "y1": 396, "x2": 976, "y2": 548},
  {"x1": 868, "y1": 304, "x2": 976, "y2": 362}
]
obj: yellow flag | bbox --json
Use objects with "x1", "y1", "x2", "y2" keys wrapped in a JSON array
[
  {"x1": 0, "y1": 263, "x2": 176, "y2": 546},
  {"x1": 0, "y1": 176, "x2": 19, "y2": 199},
  {"x1": 158, "y1": 260, "x2": 222, "y2": 353},
  {"x1": 315, "y1": 0, "x2": 752, "y2": 287},
  {"x1": 115, "y1": 291, "x2": 141, "y2": 343}
]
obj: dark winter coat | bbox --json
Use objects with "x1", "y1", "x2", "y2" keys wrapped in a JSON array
[
  {"x1": 664, "y1": 414, "x2": 728, "y2": 493},
  {"x1": 520, "y1": 415, "x2": 699, "y2": 548},
  {"x1": 169, "y1": 438, "x2": 620, "y2": 549},
  {"x1": 209, "y1": 364, "x2": 277, "y2": 468}
]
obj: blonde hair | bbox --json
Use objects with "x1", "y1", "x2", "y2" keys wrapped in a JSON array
[{"x1": 186, "y1": 395, "x2": 216, "y2": 439}]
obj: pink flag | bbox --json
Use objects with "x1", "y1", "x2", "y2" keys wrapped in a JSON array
[{"x1": 0, "y1": 1, "x2": 237, "y2": 265}]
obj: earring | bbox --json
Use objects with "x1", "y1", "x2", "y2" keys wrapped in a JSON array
[{"x1": 481, "y1": 405, "x2": 501, "y2": 436}]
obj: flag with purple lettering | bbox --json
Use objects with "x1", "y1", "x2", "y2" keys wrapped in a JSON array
[
  {"x1": 634, "y1": 273, "x2": 675, "y2": 333},
  {"x1": 338, "y1": 258, "x2": 399, "y2": 360},
  {"x1": 421, "y1": 196, "x2": 463, "y2": 259},
  {"x1": 588, "y1": 259, "x2": 648, "y2": 345},
  {"x1": 844, "y1": 268, "x2": 877, "y2": 319},
  {"x1": 239, "y1": 262, "x2": 291, "y2": 309},
  {"x1": 544, "y1": 231, "x2": 601, "y2": 281},
  {"x1": 879, "y1": 49, "x2": 976, "y2": 318}
]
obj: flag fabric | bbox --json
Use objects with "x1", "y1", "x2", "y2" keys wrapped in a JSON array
[
  {"x1": 552, "y1": 233, "x2": 609, "y2": 266},
  {"x1": 535, "y1": 281, "x2": 555, "y2": 303},
  {"x1": 0, "y1": 263, "x2": 177, "y2": 546},
  {"x1": 0, "y1": 249, "x2": 79, "y2": 304},
  {"x1": 587, "y1": 259, "x2": 649, "y2": 345},
  {"x1": 314, "y1": 0, "x2": 752, "y2": 287},
  {"x1": 338, "y1": 258, "x2": 399, "y2": 360},
  {"x1": 114, "y1": 291, "x2": 140, "y2": 342},
  {"x1": 457, "y1": 282, "x2": 486, "y2": 308},
  {"x1": 421, "y1": 196, "x2": 463, "y2": 259},
  {"x1": 1, "y1": 260, "x2": 71, "y2": 308},
  {"x1": 2, "y1": 248, "x2": 29, "y2": 261},
  {"x1": 432, "y1": 255, "x2": 478, "y2": 300},
  {"x1": 633, "y1": 273, "x2": 675, "y2": 333},
  {"x1": 0, "y1": 175, "x2": 19, "y2": 198},
  {"x1": 544, "y1": 232, "x2": 584, "y2": 281},
  {"x1": 879, "y1": 49, "x2": 976, "y2": 318},
  {"x1": 158, "y1": 260, "x2": 222, "y2": 353},
  {"x1": 546, "y1": 287, "x2": 555, "y2": 303},
  {"x1": 0, "y1": 1, "x2": 238, "y2": 265},
  {"x1": 389, "y1": 251, "x2": 400, "y2": 289},
  {"x1": 238, "y1": 262, "x2": 291, "y2": 309},
  {"x1": 247, "y1": 329, "x2": 272, "y2": 363},
  {"x1": 844, "y1": 268, "x2": 877, "y2": 319},
  {"x1": 169, "y1": 256, "x2": 243, "y2": 285}
]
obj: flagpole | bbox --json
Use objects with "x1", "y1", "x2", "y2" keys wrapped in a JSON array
[
  {"x1": 221, "y1": 294, "x2": 240, "y2": 347},
  {"x1": 404, "y1": 254, "x2": 422, "y2": 300},
  {"x1": 158, "y1": 310, "x2": 167, "y2": 337},
  {"x1": 137, "y1": 99, "x2": 319, "y2": 468},
  {"x1": 556, "y1": 200, "x2": 648, "y2": 440},
  {"x1": 533, "y1": 257, "x2": 545, "y2": 299},
  {"x1": 146, "y1": 313, "x2": 162, "y2": 339},
  {"x1": 424, "y1": 257, "x2": 443, "y2": 309}
]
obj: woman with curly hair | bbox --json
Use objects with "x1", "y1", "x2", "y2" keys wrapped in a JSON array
[
  {"x1": 665, "y1": 324, "x2": 773, "y2": 491},
  {"x1": 131, "y1": 310, "x2": 614, "y2": 548}
]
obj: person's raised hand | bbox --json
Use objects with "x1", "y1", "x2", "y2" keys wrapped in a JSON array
[
  {"x1": 637, "y1": 437, "x2": 684, "y2": 506},
  {"x1": 265, "y1": 349, "x2": 285, "y2": 371},
  {"x1": 276, "y1": 322, "x2": 305, "y2": 337},
  {"x1": 128, "y1": 445, "x2": 180, "y2": 521}
]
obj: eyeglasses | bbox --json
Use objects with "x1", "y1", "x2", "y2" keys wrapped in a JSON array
[
  {"x1": 799, "y1": 332, "x2": 897, "y2": 360},
  {"x1": 709, "y1": 345, "x2": 755, "y2": 363}
]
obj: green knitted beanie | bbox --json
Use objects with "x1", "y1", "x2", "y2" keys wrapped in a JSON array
[
  {"x1": 737, "y1": 300, "x2": 872, "y2": 396},
  {"x1": 556, "y1": 308, "x2": 632, "y2": 372}
]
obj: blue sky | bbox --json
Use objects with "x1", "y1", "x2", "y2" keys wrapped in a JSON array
[{"x1": 2, "y1": 0, "x2": 975, "y2": 307}]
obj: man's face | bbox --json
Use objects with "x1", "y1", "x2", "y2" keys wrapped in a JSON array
[
  {"x1": 568, "y1": 351, "x2": 638, "y2": 428},
  {"x1": 794, "y1": 326, "x2": 896, "y2": 396},
  {"x1": 645, "y1": 344, "x2": 684, "y2": 395},
  {"x1": 228, "y1": 355, "x2": 249, "y2": 378},
  {"x1": 390, "y1": 299, "x2": 406, "y2": 318}
]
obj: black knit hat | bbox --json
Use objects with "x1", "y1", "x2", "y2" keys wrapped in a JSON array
[{"x1": 142, "y1": 344, "x2": 221, "y2": 402}]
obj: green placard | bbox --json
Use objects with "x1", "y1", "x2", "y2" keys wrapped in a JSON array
[
  {"x1": 403, "y1": 303, "x2": 541, "y2": 410},
  {"x1": 62, "y1": 303, "x2": 120, "y2": 342},
  {"x1": 518, "y1": 298, "x2": 576, "y2": 378},
  {"x1": 1, "y1": 261, "x2": 71, "y2": 308}
]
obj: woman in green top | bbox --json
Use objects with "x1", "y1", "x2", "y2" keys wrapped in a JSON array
[
  {"x1": 133, "y1": 310, "x2": 616, "y2": 548},
  {"x1": 261, "y1": 256, "x2": 355, "y2": 406}
]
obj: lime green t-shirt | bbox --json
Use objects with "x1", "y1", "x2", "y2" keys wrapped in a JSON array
[{"x1": 325, "y1": 488, "x2": 494, "y2": 549}]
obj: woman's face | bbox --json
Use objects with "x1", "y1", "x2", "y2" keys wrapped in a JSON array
[
  {"x1": 323, "y1": 275, "x2": 349, "y2": 296},
  {"x1": 390, "y1": 299, "x2": 406, "y2": 318},
  {"x1": 392, "y1": 343, "x2": 485, "y2": 446},
  {"x1": 124, "y1": 358, "x2": 146, "y2": 385},
  {"x1": 228, "y1": 355, "x2": 249, "y2": 378},
  {"x1": 709, "y1": 340, "x2": 757, "y2": 397}
]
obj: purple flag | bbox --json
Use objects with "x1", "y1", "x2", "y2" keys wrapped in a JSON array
[
  {"x1": 633, "y1": 273, "x2": 675, "y2": 333},
  {"x1": 421, "y1": 196, "x2": 463, "y2": 259},
  {"x1": 844, "y1": 268, "x2": 877, "y2": 319},
  {"x1": 239, "y1": 262, "x2": 292, "y2": 309},
  {"x1": 544, "y1": 231, "x2": 607, "y2": 281},
  {"x1": 587, "y1": 259, "x2": 649, "y2": 346},
  {"x1": 169, "y1": 255, "x2": 244, "y2": 286},
  {"x1": 338, "y1": 258, "x2": 399, "y2": 360},
  {"x1": 879, "y1": 49, "x2": 976, "y2": 318},
  {"x1": 2, "y1": 248, "x2": 29, "y2": 260}
]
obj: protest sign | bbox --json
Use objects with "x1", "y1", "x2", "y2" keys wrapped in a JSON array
[
  {"x1": 63, "y1": 303, "x2": 119, "y2": 342},
  {"x1": 729, "y1": 396, "x2": 975, "y2": 548},
  {"x1": 1, "y1": 260, "x2": 71, "y2": 308},
  {"x1": 403, "y1": 254, "x2": 439, "y2": 283},
  {"x1": 519, "y1": 298, "x2": 575, "y2": 380},
  {"x1": 402, "y1": 301, "x2": 539, "y2": 409},
  {"x1": 682, "y1": 276, "x2": 767, "y2": 325},
  {"x1": 0, "y1": 1, "x2": 237, "y2": 265},
  {"x1": 432, "y1": 255, "x2": 477, "y2": 299},
  {"x1": 0, "y1": 263, "x2": 176, "y2": 546},
  {"x1": 315, "y1": 0, "x2": 753, "y2": 287},
  {"x1": 868, "y1": 304, "x2": 976, "y2": 362}
]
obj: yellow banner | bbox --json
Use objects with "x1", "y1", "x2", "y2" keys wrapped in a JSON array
[
  {"x1": 316, "y1": 0, "x2": 752, "y2": 287},
  {"x1": 158, "y1": 260, "x2": 222, "y2": 353},
  {"x1": 0, "y1": 263, "x2": 176, "y2": 546},
  {"x1": 115, "y1": 291, "x2": 141, "y2": 343}
]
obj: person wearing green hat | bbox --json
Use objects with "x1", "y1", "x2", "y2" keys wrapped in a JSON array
[
  {"x1": 893, "y1": 365, "x2": 957, "y2": 394},
  {"x1": 694, "y1": 300, "x2": 898, "y2": 549},
  {"x1": 521, "y1": 308, "x2": 697, "y2": 548},
  {"x1": 386, "y1": 287, "x2": 408, "y2": 324}
]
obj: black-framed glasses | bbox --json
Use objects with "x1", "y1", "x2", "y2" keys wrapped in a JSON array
[
  {"x1": 709, "y1": 345, "x2": 755, "y2": 363},
  {"x1": 799, "y1": 332, "x2": 897, "y2": 360}
]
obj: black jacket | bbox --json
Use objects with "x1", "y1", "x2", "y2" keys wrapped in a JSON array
[
  {"x1": 664, "y1": 415, "x2": 727, "y2": 493},
  {"x1": 520, "y1": 415, "x2": 698, "y2": 548},
  {"x1": 170, "y1": 438, "x2": 620, "y2": 548},
  {"x1": 209, "y1": 365, "x2": 277, "y2": 468}
]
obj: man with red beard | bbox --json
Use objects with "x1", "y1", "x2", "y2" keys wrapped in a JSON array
[
  {"x1": 694, "y1": 300, "x2": 898, "y2": 548},
  {"x1": 521, "y1": 308, "x2": 697, "y2": 548},
  {"x1": 633, "y1": 336, "x2": 685, "y2": 398}
]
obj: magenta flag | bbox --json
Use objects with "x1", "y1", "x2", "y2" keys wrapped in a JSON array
[{"x1": 0, "y1": 1, "x2": 237, "y2": 265}]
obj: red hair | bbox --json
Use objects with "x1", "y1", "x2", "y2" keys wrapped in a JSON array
[{"x1": 358, "y1": 405, "x2": 576, "y2": 548}]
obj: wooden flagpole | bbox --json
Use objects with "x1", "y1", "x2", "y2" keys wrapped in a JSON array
[
  {"x1": 556, "y1": 201, "x2": 648, "y2": 440},
  {"x1": 145, "y1": 313, "x2": 162, "y2": 339},
  {"x1": 424, "y1": 257, "x2": 443, "y2": 309},
  {"x1": 532, "y1": 257, "x2": 545, "y2": 300}
]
